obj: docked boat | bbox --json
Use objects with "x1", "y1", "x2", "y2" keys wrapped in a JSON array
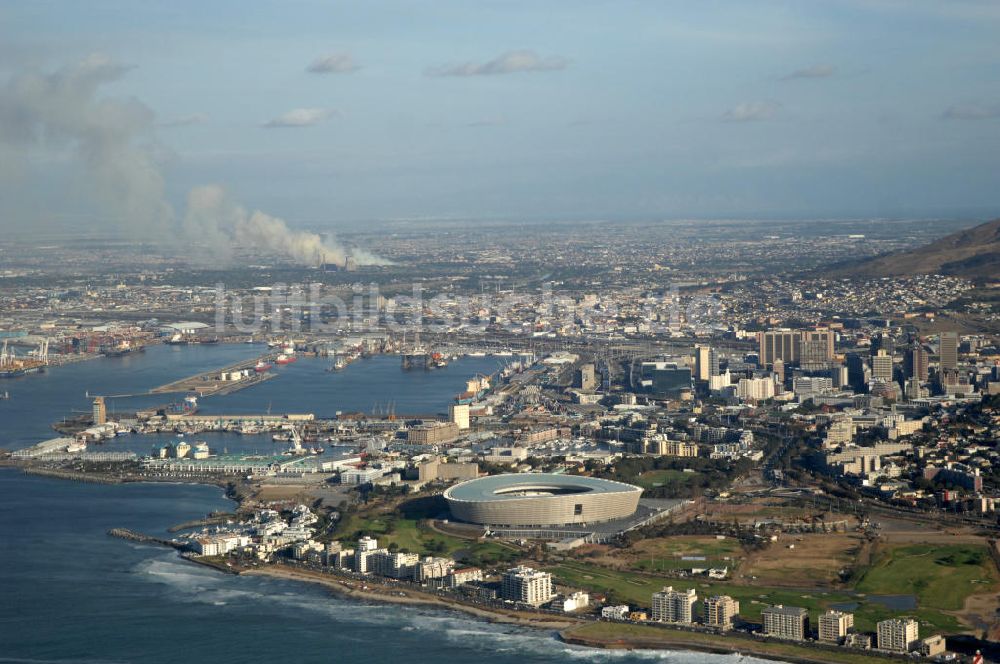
[
  {"x1": 274, "y1": 354, "x2": 296, "y2": 365},
  {"x1": 254, "y1": 360, "x2": 273, "y2": 372}
]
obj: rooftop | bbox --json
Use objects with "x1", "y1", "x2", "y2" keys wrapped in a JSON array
[{"x1": 445, "y1": 473, "x2": 641, "y2": 503}]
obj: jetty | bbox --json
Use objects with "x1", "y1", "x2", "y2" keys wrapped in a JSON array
[
  {"x1": 107, "y1": 528, "x2": 191, "y2": 551},
  {"x1": 151, "y1": 354, "x2": 278, "y2": 396}
]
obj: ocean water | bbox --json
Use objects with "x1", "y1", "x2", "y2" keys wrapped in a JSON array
[
  {"x1": 0, "y1": 471, "x2": 775, "y2": 663},
  {"x1": 0, "y1": 346, "x2": 778, "y2": 663},
  {"x1": 0, "y1": 344, "x2": 503, "y2": 450}
]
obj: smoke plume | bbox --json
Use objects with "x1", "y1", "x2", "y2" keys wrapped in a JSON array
[
  {"x1": 0, "y1": 55, "x2": 388, "y2": 267},
  {"x1": 183, "y1": 184, "x2": 390, "y2": 266}
]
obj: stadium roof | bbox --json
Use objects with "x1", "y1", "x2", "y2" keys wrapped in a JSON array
[{"x1": 445, "y1": 473, "x2": 640, "y2": 503}]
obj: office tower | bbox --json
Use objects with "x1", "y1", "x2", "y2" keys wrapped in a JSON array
[
  {"x1": 574, "y1": 363, "x2": 596, "y2": 390},
  {"x1": 870, "y1": 332, "x2": 895, "y2": 359},
  {"x1": 449, "y1": 403, "x2": 470, "y2": 430},
  {"x1": 772, "y1": 358, "x2": 785, "y2": 384},
  {"x1": 762, "y1": 605, "x2": 809, "y2": 640},
  {"x1": 872, "y1": 349, "x2": 893, "y2": 383},
  {"x1": 877, "y1": 618, "x2": 919, "y2": 653},
  {"x1": 846, "y1": 353, "x2": 868, "y2": 392},
  {"x1": 695, "y1": 345, "x2": 719, "y2": 381},
  {"x1": 804, "y1": 328, "x2": 835, "y2": 359},
  {"x1": 818, "y1": 610, "x2": 854, "y2": 644},
  {"x1": 939, "y1": 332, "x2": 958, "y2": 372},
  {"x1": 651, "y1": 586, "x2": 698, "y2": 623},
  {"x1": 903, "y1": 344, "x2": 929, "y2": 382},
  {"x1": 92, "y1": 396, "x2": 107, "y2": 425},
  {"x1": 704, "y1": 595, "x2": 740, "y2": 629},
  {"x1": 500, "y1": 566, "x2": 553, "y2": 607},
  {"x1": 800, "y1": 328, "x2": 835, "y2": 370},
  {"x1": 759, "y1": 329, "x2": 800, "y2": 366}
]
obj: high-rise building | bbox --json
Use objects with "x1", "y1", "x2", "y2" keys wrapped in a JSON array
[
  {"x1": 759, "y1": 329, "x2": 800, "y2": 366},
  {"x1": 704, "y1": 595, "x2": 740, "y2": 629},
  {"x1": 872, "y1": 349, "x2": 893, "y2": 383},
  {"x1": 737, "y1": 376, "x2": 776, "y2": 401},
  {"x1": 651, "y1": 586, "x2": 697, "y2": 623},
  {"x1": 802, "y1": 328, "x2": 835, "y2": 360},
  {"x1": 500, "y1": 566, "x2": 553, "y2": 607},
  {"x1": 800, "y1": 328, "x2": 835, "y2": 370},
  {"x1": 939, "y1": 332, "x2": 958, "y2": 372},
  {"x1": 877, "y1": 618, "x2": 919, "y2": 653},
  {"x1": 695, "y1": 345, "x2": 719, "y2": 381},
  {"x1": 818, "y1": 610, "x2": 854, "y2": 644},
  {"x1": 92, "y1": 396, "x2": 107, "y2": 425},
  {"x1": 449, "y1": 403, "x2": 470, "y2": 430},
  {"x1": 772, "y1": 359, "x2": 785, "y2": 385},
  {"x1": 846, "y1": 353, "x2": 867, "y2": 393},
  {"x1": 762, "y1": 605, "x2": 809, "y2": 641},
  {"x1": 903, "y1": 344, "x2": 929, "y2": 382},
  {"x1": 574, "y1": 364, "x2": 597, "y2": 391},
  {"x1": 870, "y1": 332, "x2": 895, "y2": 359}
]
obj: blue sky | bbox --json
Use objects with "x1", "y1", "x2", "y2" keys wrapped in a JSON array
[{"x1": 1, "y1": 0, "x2": 999, "y2": 230}]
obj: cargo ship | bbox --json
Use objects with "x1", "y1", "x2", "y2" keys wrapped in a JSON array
[
  {"x1": 454, "y1": 375, "x2": 490, "y2": 403},
  {"x1": 0, "y1": 340, "x2": 48, "y2": 378},
  {"x1": 103, "y1": 341, "x2": 145, "y2": 357}
]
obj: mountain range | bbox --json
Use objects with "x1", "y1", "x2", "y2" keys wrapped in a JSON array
[{"x1": 824, "y1": 218, "x2": 1000, "y2": 281}]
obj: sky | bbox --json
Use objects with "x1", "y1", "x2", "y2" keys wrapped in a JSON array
[{"x1": 1, "y1": 0, "x2": 999, "y2": 236}]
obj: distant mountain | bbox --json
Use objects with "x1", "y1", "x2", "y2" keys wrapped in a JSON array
[{"x1": 825, "y1": 218, "x2": 1000, "y2": 281}]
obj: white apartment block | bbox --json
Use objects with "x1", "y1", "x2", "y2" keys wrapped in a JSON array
[
  {"x1": 651, "y1": 586, "x2": 697, "y2": 624},
  {"x1": 762, "y1": 605, "x2": 809, "y2": 641},
  {"x1": 878, "y1": 618, "x2": 919, "y2": 653},
  {"x1": 500, "y1": 566, "x2": 553, "y2": 607},
  {"x1": 818, "y1": 610, "x2": 854, "y2": 644},
  {"x1": 704, "y1": 595, "x2": 740, "y2": 629}
]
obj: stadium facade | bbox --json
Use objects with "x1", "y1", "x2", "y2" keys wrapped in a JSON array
[{"x1": 443, "y1": 473, "x2": 642, "y2": 527}]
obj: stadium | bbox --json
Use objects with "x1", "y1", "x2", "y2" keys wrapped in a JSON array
[{"x1": 443, "y1": 473, "x2": 643, "y2": 528}]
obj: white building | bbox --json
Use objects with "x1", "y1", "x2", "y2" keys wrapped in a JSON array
[
  {"x1": 762, "y1": 605, "x2": 809, "y2": 641},
  {"x1": 500, "y1": 566, "x2": 553, "y2": 607},
  {"x1": 737, "y1": 376, "x2": 776, "y2": 401},
  {"x1": 449, "y1": 403, "x2": 470, "y2": 430},
  {"x1": 553, "y1": 591, "x2": 590, "y2": 613},
  {"x1": 341, "y1": 467, "x2": 385, "y2": 485},
  {"x1": 704, "y1": 595, "x2": 739, "y2": 629},
  {"x1": 877, "y1": 618, "x2": 919, "y2": 653},
  {"x1": 601, "y1": 605, "x2": 630, "y2": 620},
  {"x1": 818, "y1": 610, "x2": 854, "y2": 644},
  {"x1": 651, "y1": 586, "x2": 697, "y2": 624}
]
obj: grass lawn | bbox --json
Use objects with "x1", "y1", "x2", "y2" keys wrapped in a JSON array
[
  {"x1": 545, "y1": 557, "x2": 965, "y2": 634},
  {"x1": 564, "y1": 622, "x2": 889, "y2": 664},
  {"x1": 334, "y1": 510, "x2": 518, "y2": 567},
  {"x1": 855, "y1": 543, "x2": 1000, "y2": 611},
  {"x1": 628, "y1": 535, "x2": 742, "y2": 573},
  {"x1": 635, "y1": 469, "x2": 698, "y2": 489}
]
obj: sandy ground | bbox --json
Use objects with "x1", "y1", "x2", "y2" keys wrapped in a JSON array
[{"x1": 740, "y1": 533, "x2": 868, "y2": 587}]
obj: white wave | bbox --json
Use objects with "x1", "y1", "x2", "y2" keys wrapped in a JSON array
[{"x1": 131, "y1": 553, "x2": 781, "y2": 664}]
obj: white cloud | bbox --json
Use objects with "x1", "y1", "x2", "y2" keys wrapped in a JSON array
[
  {"x1": 427, "y1": 50, "x2": 568, "y2": 77},
  {"x1": 782, "y1": 64, "x2": 836, "y2": 80},
  {"x1": 942, "y1": 103, "x2": 1000, "y2": 120},
  {"x1": 159, "y1": 113, "x2": 208, "y2": 128},
  {"x1": 262, "y1": 108, "x2": 337, "y2": 128},
  {"x1": 721, "y1": 101, "x2": 781, "y2": 122},
  {"x1": 306, "y1": 53, "x2": 360, "y2": 74}
]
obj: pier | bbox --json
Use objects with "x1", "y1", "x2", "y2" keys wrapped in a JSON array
[
  {"x1": 107, "y1": 528, "x2": 191, "y2": 551},
  {"x1": 151, "y1": 354, "x2": 278, "y2": 396}
]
